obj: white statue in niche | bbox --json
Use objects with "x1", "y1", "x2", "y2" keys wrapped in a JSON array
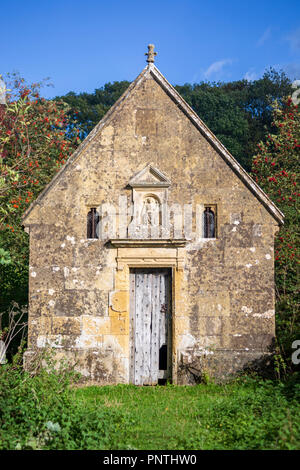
[{"x1": 141, "y1": 195, "x2": 161, "y2": 237}]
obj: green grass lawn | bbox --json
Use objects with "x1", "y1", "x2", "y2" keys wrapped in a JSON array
[
  {"x1": 72, "y1": 378, "x2": 300, "y2": 450},
  {"x1": 1, "y1": 358, "x2": 299, "y2": 450}
]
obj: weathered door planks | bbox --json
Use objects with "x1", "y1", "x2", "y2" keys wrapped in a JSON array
[{"x1": 130, "y1": 268, "x2": 172, "y2": 385}]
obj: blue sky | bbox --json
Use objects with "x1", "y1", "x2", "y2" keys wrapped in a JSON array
[{"x1": 1, "y1": 0, "x2": 300, "y2": 98}]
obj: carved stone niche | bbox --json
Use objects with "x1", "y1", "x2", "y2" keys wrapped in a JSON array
[{"x1": 127, "y1": 164, "x2": 171, "y2": 239}]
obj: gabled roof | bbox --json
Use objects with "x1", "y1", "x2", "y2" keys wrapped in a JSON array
[{"x1": 22, "y1": 63, "x2": 284, "y2": 225}]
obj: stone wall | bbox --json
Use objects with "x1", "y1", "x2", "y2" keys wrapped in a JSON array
[{"x1": 23, "y1": 67, "x2": 279, "y2": 383}]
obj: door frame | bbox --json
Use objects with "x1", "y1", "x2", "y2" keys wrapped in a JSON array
[
  {"x1": 129, "y1": 267, "x2": 173, "y2": 385},
  {"x1": 110, "y1": 243, "x2": 186, "y2": 385}
]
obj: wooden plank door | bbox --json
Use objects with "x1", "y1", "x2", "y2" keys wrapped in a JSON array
[{"x1": 130, "y1": 268, "x2": 172, "y2": 385}]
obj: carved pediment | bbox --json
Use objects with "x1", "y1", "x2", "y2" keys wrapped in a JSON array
[{"x1": 129, "y1": 164, "x2": 171, "y2": 188}]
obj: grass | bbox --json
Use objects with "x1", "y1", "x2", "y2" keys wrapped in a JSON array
[
  {"x1": 1, "y1": 351, "x2": 299, "y2": 450},
  {"x1": 72, "y1": 377, "x2": 300, "y2": 450}
]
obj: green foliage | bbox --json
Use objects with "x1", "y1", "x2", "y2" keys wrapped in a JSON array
[
  {"x1": 177, "y1": 378, "x2": 299, "y2": 450},
  {"x1": 0, "y1": 73, "x2": 80, "y2": 218},
  {"x1": 0, "y1": 301, "x2": 27, "y2": 361},
  {"x1": 0, "y1": 73, "x2": 81, "y2": 316},
  {"x1": 0, "y1": 348, "x2": 133, "y2": 450},
  {"x1": 56, "y1": 81, "x2": 131, "y2": 138},
  {"x1": 251, "y1": 96, "x2": 300, "y2": 376},
  {"x1": 176, "y1": 69, "x2": 292, "y2": 170},
  {"x1": 0, "y1": 247, "x2": 11, "y2": 265},
  {"x1": 72, "y1": 378, "x2": 300, "y2": 450},
  {"x1": 1, "y1": 347, "x2": 299, "y2": 450},
  {"x1": 175, "y1": 82, "x2": 251, "y2": 169},
  {"x1": 57, "y1": 68, "x2": 292, "y2": 171}
]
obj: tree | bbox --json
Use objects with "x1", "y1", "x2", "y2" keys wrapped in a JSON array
[
  {"x1": 251, "y1": 96, "x2": 299, "y2": 375},
  {"x1": 175, "y1": 82, "x2": 251, "y2": 169},
  {"x1": 56, "y1": 81, "x2": 130, "y2": 138},
  {"x1": 176, "y1": 68, "x2": 293, "y2": 170},
  {"x1": 0, "y1": 73, "x2": 81, "y2": 312},
  {"x1": 57, "y1": 69, "x2": 292, "y2": 171}
]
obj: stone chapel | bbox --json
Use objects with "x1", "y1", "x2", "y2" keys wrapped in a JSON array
[{"x1": 22, "y1": 45, "x2": 284, "y2": 384}]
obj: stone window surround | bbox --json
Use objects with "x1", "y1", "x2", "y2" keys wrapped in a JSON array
[{"x1": 203, "y1": 204, "x2": 217, "y2": 239}]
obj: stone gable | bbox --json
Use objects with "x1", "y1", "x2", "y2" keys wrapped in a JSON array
[{"x1": 23, "y1": 53, "x2": 282, "y2": 384}]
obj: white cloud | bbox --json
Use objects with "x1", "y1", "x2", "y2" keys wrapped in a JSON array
[
  {"x1": 283, "y1": 63, "x2": 300, "y2": 80},
  {"x1": 244, "y1": 69, "x2": 257, "y2": 81},
  {"x1": 286, "y1": 28, "x2": 300, "y2": 51},
  {"x1": 257, "y1": 27, "x2": 272, "y2": 47},
  {"x1": 204, "y1": 59, "x2": 233, "y2": 79}
]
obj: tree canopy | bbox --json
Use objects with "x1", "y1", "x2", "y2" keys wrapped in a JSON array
[
  {"x1": 0, "y1": 73, "x2": 81, "y2": 311},
  {"x1": 56, "y1": 68, "x2": 292, "y2": 171},
  {"x1": 250, "y1": 96, "x2": 299, "y2": 375}
]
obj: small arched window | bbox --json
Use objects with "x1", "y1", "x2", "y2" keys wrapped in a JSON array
[
  {"x1": 87, "y1": 208, "x2": 99, "y2": 239},
  {"x1": 203, "y1": 207, "x2": 216, "y2": 238}
]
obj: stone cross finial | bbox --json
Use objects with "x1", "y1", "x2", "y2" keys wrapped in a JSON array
[{"x1": 145, "y1": 44, "x2": 157, "y2": 63}]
